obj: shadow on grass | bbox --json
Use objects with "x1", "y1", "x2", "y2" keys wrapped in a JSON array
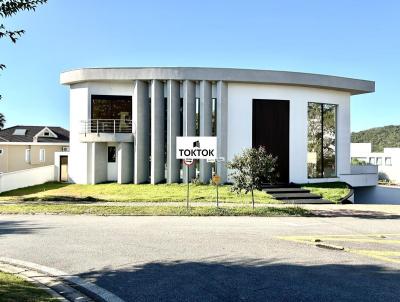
[
  {"x1": 0, "y1": 182, "x2": 71, "y2": 197},
  {"x1": 21, "y1": 195, "x2": 104, "y2": 203},
  {"x1": 79, "y1": 259, "x2": 400, "y2": 302}
]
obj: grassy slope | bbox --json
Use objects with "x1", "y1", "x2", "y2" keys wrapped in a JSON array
[
  {"x1": 301, "y1": 182, "x2": 350, "y2": 203},
  {"x1": 0, "y1": 204, "x2": 310, "y2": 216},
  {"x1": 0, "y1": 271, "x2": 57, "y2": 302},
  {"x1": 0, "y1": 182, "x2": 277, "y2": 204}
]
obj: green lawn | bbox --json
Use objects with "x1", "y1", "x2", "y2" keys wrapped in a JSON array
[
  {"x1": 0, "y1": 182, "x2": 277, "y2": 204},
  {"x1": 0, "y1": 204, "x2": 310, "y2": 216},
  {"x1": 301, "y1": 182, "x2": 350, "y2": 203},
  {"x1": 0, "y1": 271, "x2": 57, "y2": 302}
]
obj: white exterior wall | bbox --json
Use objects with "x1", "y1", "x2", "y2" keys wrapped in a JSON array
[
  {"x1": 68, "y1": 79, "x2": 361, "y2": 185},
  {"x1": 69, "y1": 84, "x2": 90, "y2": 184},
  {"x1": 351, "y1": 143, "x2": 400, "y2": 184},
  {"x1": 227, "y1": 83, "x2": 351, "y2": 184},
  {"x1": 69, "y1": 81, "x2": 134, "y2": 184},
  {"x1": 0, "y1": 165, "x2": 55, "y2": 193}
]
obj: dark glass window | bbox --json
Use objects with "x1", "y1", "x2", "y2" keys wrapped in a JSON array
[
  {"x1": 108, "y1": 146, "x2": 116, "y2": 163},
  {"x1": 91, "y1": 95, "x2": 132, "y2": 133},
  {"x1": 307, "y1": 103, "x2": 337, "y2": 178}
]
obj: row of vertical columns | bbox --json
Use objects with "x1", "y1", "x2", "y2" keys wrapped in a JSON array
[
  {"x1": 216, "y1": 81, "x2": 228, "y2": 183},
  {"x1": 150, "y1": 80, "x2": 165, "y2": 184},
  {"x1": 133, "y1": 79, "x2": 224, "y2": 184},
  {"x1": 182, "y1": 80, "x2": 197, "y2": 182},
  {"x1": 199, "y1": 80, "x2": 213, "y2": 183},
  {"x1": 166, "y1": 80, "x2": 181, "y2": 183},
  {"x1": 133, "y1": 80, "x2": 150, "y2": 184}
]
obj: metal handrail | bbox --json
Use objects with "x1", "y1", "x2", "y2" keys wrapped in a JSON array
[{"x1": 80, "y1": 119, "x2": 134, "y2": 134}]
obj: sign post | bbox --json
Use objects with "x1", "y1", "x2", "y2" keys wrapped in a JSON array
[{"x1": 183, "y1": 158, "x2": 194, "y2": 209}]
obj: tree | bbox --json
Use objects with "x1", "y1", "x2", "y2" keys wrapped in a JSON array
[
  {"x1": 0, "y1": 112, "x2": 5, "y2": 128},
  {"x1": 352, "y1": 125, "x2": 400, "y2": 152},
  {"x1": 227, "y1": 146, "x2": 278, "y2": 209},
  {"x1": 0, "y1": 0, "x2": 47, "y2": 129}
]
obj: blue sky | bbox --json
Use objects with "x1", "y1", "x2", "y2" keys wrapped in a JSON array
[{"x1": 0, "y1": 0, "x2": 399, "y2": 132}]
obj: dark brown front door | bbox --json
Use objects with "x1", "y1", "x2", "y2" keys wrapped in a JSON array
[
  {"x1": 252, "y1": 99, "x2": 290, "y2": 183},
  {"x1": 60, "y1": 156, "x2": 68, "y2": 182}
]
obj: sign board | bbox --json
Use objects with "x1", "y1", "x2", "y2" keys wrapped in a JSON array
[
  {"x1": 212, "y1": 175, "x2": 221, "y2": 185},
  {"x1": 176, "y1": 136, "x2": 217, "y2": 160}
]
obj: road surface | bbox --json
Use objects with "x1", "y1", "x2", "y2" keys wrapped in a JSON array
[{"x1": 0, "y1": 214, "x2": 399, "y2": 301}]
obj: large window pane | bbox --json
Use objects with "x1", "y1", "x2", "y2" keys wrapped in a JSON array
[
  {"x1": 307, "y1": 103, "x2": 337, "y2": 178},
  {"x1": 322, "y1": 104, "x2": 336, "y2": 177},
  {"x1": 307, "y1": 103, "x2": 323, "y2": 178},
  {"x1": 91, "y1": 95, "x2": 132, "y2": 120},
  {"x1": 91, "y1": 95, "x2": 132, "y2": 133}
]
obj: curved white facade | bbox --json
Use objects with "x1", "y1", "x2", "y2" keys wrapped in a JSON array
[{"x1": 61, "y1": 67, "x2": 375, "y2": 185}]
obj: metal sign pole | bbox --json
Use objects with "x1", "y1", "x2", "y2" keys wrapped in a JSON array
[
  {"x1": 187, "y1": 164, "x2": 190, "y2": 210},
  {"x1": 216, "y1": 163, "x2": 219, "y2": 207}
]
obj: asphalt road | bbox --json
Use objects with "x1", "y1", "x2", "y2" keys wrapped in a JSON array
[{"x1": 0, "y1": 214, "x2": 399, "y2": 302}]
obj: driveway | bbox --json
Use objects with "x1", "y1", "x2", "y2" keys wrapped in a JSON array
[{"x1": 0, "y1": 215, "x2": 399, "y2": 301}]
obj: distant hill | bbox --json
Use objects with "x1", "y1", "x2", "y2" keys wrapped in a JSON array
[{"x1": 351, "y1": 125, "x2": 400, "y2": 152}]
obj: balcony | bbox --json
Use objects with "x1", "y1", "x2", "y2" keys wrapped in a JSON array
[{"x1": 80, "y1": 119, "x2": 135, "y2": 143}]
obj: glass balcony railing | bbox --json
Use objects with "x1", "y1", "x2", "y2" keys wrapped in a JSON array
[{"x1": 81, "y1": 119, "x2": 133, "y2": 134}]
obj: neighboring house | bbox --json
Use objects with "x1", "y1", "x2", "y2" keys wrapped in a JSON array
[
  {"x1": 0, "y1": 126, "x2": 69, "y2": 173},
  {"x1": 60, "y1": 67, "x2": 376, "y2": 187},
  {"x1": 351, "y1": 143, "x2": 400, "y2": 184}
]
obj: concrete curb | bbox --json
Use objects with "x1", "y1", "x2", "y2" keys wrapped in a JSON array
[
  {"x1": 0, "y1": 262, "x2": 68, "y2": 301},
  {"x1": 315, "y1": 243, "x2": 345, "y2": 251},
  {"x1": 0, "y1": 257, "x2": 125, "y2": 302}
]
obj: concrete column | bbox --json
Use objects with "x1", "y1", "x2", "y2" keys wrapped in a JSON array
[
  {"x1": 150, "y1": 80, "x2": 165, "y2": 184},
  {"x1": 166, "y1": 80, "x2": 181, "y2": 183},
  {"x1": 216, "y1": 81, "x2": 228, "y2": 183},
  {"x1": 133, "y1": 80, "x2": 150, "y2": 184},
  {"x1": 182, "y1": 80, "x2": 196, "y2": 183},
  {"x1": 90, "y1": 142, "x2": 107, "y2": 184},
  {"x1": 199, "y1": 80, "x2": 212, "y2": 183},
  {"x1": 118, "y1": 142, "x2": 134, "y2": 184}
]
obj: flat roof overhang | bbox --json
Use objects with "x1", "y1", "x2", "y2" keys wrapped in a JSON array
[{"x1": 60, "y1": 67, "x2": 375, "y2": 95}]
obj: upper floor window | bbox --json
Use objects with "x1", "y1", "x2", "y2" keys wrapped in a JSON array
[
  {"x1": 376, "y1": 157, "x2": 382, "y2": 165},
  {"x1": 0, "y1": 149, "x2": 3, "y2": 155},
  {"x1": 62, "y1": 146, "x2": 69, "y2": 152},
  {"x1": 91, "y1": 95, "x2": 133, "y2": 133},
  {"x1": 369, "y1": 157, "x2": 376, "y2": 165},
  {"x1": 39, "y1": 149, "x2": 45, "y2": 162},
  {"x1": 307, "y1": 102, "x2": 337, "y2": 178},
  {"x1": 385, "y1": 157, "x2": 392, "y2": 166}
]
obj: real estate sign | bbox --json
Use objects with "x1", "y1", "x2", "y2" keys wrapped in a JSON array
[{"x1": 176, "y1": 136, "x2": 217, "y2": 159}]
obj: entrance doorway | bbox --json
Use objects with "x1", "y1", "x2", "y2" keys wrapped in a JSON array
[
  {"x1": 252, "y1": 99, "x2": 290, "y2": 183},
  {"x1": 60, "y1": 156, "x2": 68, "y2": 182}
]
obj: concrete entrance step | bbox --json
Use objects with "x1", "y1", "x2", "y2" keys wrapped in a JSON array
[
  {"x1": 272, "y1": 192, "x2": 322, "y2": 200},
  {"x1": 281, "y1": 199, "x2": 332, "y2": 204},
  {"x1": 263, "y1": 187, "x2": 310, "y2": 194}
]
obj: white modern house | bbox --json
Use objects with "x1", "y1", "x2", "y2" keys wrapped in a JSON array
[
  {"x1": 60, "y1": 67, "x2": 376, "y2": 187},
  {"x1": 351, "y1": 143, "x2": 400, "y2": 184}
]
